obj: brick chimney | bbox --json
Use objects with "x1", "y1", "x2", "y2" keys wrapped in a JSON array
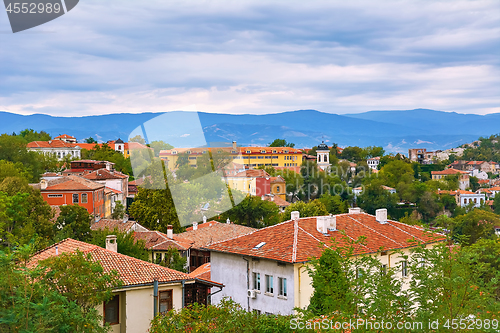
[
  {"x1": 376, "y1": 209, "x2": 388, "y2": 224},
  {"x1": 106, "y1": 235, "x2": 118, "y2": 252},
  {"x1": 167, "y1": 225, "x2": 173, "y2": 239}
]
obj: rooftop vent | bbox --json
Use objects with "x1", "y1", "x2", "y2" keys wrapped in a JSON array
[
  {"x1": 167, "y1": 225, "x2": 173, "y2": 239},
  {"x1": 106, "y1": 235, "x2": 117, "y2": 252},
  {"x1": 376, "y1": 209, "x2": 388, "y2": 224},
  {"x1": 316, "y1": 214, "x2": 336, "y2": 234},
  {"x1": 291, "y1": 211, "x2": 300, "y2": 220},
  {"x1": 192, "y1": 221, "x2": 198, "y2": 231}
]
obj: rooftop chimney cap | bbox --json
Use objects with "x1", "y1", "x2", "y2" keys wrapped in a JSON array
[
  {"x1": 376, "y1": 208, "x2": 388, "y2": 224},
  {"x1": 291, "y1": 211, "x2": 300, "y2": 220},
  {"x1": 167, "y1": 225, "x2": 173, "y2": 239},
  {"x1": 349, "y1": 207, "x2": 361, "y2": 214},
  {"x1": 106, "y1": 235, "x2": 118, "y2": 252}
]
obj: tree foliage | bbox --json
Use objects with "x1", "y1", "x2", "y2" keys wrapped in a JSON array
[
  {"x1": 89, "y1": 228, "x2": 149, "y2": 261},
  {"x1": 268, "y1": 138, "x2": 295, "y2": 148},
  {"x1": 54, "y1": 205, "x2": 92, "y2": 242},
  {"x1": 280, "y1": 199, "x2": 328, "y2": 221}
]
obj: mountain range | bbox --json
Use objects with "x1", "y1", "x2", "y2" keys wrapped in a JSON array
[{"x1": 1, "y1": 109, "x2": 499, "y2": 153}]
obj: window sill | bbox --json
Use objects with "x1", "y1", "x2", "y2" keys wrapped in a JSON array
[
  {"x1": 277, "y1": 295, "x2": 287, "y2": 300},
  {"x1": 264, "y1": 292, "x2": 274, "y2": 297},
  {"x1": 254, "y1": 290, "x2": 261, "y2": 294}
]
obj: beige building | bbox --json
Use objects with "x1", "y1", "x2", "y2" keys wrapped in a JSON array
[
  {"x1": 29, "y1": 237, "x2": 222, "y2": 333},
  {"x1": 208, "y1": 209, "x2": 445, "y2": 315}
]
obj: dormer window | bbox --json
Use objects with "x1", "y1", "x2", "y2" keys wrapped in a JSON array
[
  {"x1": 246, "y1": 150, "x2": 251, "y2": 154},
  {"x1": 273, "y1": 150, "x2": 277, "y2": 154},
  {"x1": 187, "y1": 150, "x2": 191, "y2": 154},
  {"x1": 172, "y1": 150, "x2": 177, "y2": 154},
  {"x1": 261, "y1": 150, "x2": 266, "y2": 154},
  {"x1": 284, "y1": 150, "x2": 288, "y2": 153},
  {"x1": 231, "y1": 150, "x2": 237, "y2": 154}
]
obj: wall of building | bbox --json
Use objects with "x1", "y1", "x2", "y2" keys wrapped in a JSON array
[{"x1": 211, "y1": 252, "x2": 295, "y2": 315}]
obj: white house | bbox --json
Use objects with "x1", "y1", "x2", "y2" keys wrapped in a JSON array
[
  {"x1": 207, "y1": 209, "x2": 445, "y2": 315},
  {"x1": 455, "y1": 190, "x2": 486, "y2": 207},
  {"x1": 27, "y1": 140, "x2": 82, "y2": 160},
  {"x1": 367, "y1": 157, "x2": 380, "y2": 170}
]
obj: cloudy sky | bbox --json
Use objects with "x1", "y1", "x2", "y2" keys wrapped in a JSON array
[{"x1": 0, "y1": 0, "x2": 499, "y2": 116}]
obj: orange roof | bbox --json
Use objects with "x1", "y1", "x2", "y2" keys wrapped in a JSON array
[
  {"x1": 208, "y1": 213, "x2": 445, "y2": 263},
  {"x1": 133, "y1": 231, "x2": 193, "y2": 251},
  {"x1": 232, "y1": 169, "x2": 270, "y2": 178},
  {"x1": 261, "y1": 194, "x2": 290, "y2": 207},
  {"x1": 186, "y1": 220, "x2": 219, "y2": 231},
  {"x1": 177, "y1": 222, "x2": 256, "y2": 249},
  {"x1": 29, "y1": 238, "x2": 201, "y2": 287},
  {"x1": 489, "y1": 186, "x2": 500, "y2": 191},
  {"x1": 83, "y1": 169, "x2": 128, "y2": 180},
  {"x1": 90, "y1": 219, "x2": 143, "y2": 233},
  {"x1": 188, "y1": 262, "x2": 211, "y2": 281},
  {"x1": 40, "y1": 175, "x2": 105, "y2": 191},
  {"x1": 270, "y1": 176, "x2": 285, "y2": 183},
  {"x1": 54, "y1": 134, "x2": 75, "y2": 139},
  {"x1": 27, "y1": 140, "x2": 76, "y2": 148},
  {"x1": 74, "y1": 143, "x2": 104, "y2": 150},
  {"x1": 432, "y1": 169, "x2": 469, "y2": 175}
]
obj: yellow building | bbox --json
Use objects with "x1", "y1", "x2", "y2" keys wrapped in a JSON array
[{"x1": 159, "y1": 141, "x2": 303, "y2": 171}]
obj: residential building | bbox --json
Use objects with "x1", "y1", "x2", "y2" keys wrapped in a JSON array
[
  {"x1": 367, "y1": 156, "x2": 380, "y2": 170},
  {"x1": 62, "y1": 160, "x2": 115, "y2": 176},
  {"x1": 207, "y1": 209, "x2": 445, "y2": 315},
  {"x1": 431, "y1": 169, "x2": 470, "y2": 190},
  {"x1": 28, "y1": 237, "x2": 222, "y2": 333},
  {"x1": 261, "y1": 194, "x2": 290, "y2": 212},
  {"x1": 82, "y1": 168, "x2": 129, "y2": 206},
  {"x1": 408, "y1": 148, "x2": 435, "y2": 164},
  {"x1": 438, "y1": 190, "x2": 486, "y2": 208},
  {"x1": 352, "y1": 185, "x2": 396, "y2": 199},
  {"x1": 54, "y1": 134, "x2": 77, "y2": 143},
  {"x1": 270, "y1": 176, "x2": 286, "y2": 200},
  {"x1": 134, "y1": 221, "x2": 256, "y2": 273},
  {"x1": 159, "y1": 141, "x2": 303, "y2": 171},
  {"x1": 27, "y1": 140, "x2": 82, "y2": 160},
  {"x1": 31, "y1": 175, "x2": 106, "y2": 219},
  {"x1": 108, "y1": 139, "x2": 151, "y2": 159},
  {"x1": 489, "y1": 186, "x2": 500, "y2": 198},
  {"x1": 224, "y1": 169, "x2": 272, "y2": 197}
]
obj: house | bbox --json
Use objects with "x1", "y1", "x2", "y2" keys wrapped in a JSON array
[
  {"x1": 159, "y1": 141, "x2": 303, "y2": 171},
  {"x1": 431, "y1": 169, "x2": 470, "y2": 190},
  {"x1": 438, "y1": 190, "x2": 486, "y2": 208},
  {"x1": 367, "y1": 156, "x2": 380, "y2": 170},
  {"x1": 352, "y1": 185, "x2": 396, "y2": 198},
  {"x1": 82, "y1": 168, "x2": 129, "y2": 206},
  {"x1": 54, "y1": 134, "x2": 77, "y2": 143},
  {"x1": 28, "y1": 237, "x2": 223, "y2": 333},
  {"x1": 207, "y1": 209, "x2": 445, "y2": 315},
  {"x1": 224, "y1": 169, "x2": 272, "y2": 197},
  {"x1": 27, "y1": 140, "x2": 82, "y2": 160},
  {"x1": 408, "y1": 148, "x2": 435, "y2": 164},
  {"x1": 489, "y1": 186, "x2": 500, "y2": 198},
  {"x1": 471, "y1": 169, "x2": 489, "y2": 180},
  {"x1": 62, "y1": 160, "x2": 116, "y2": 176},
  {"x1": 270, "y1": 176, "x2": 286, "y2": 200},
  {"x1": 30, "y1": 175, "x2": 106, "y2": 219},
  {"x1": 108, "y1": 139, "x2": 152, "y2": 159},
  {"x1": 134, "y1": 221, "x2": 256, "y2": 273},
  {"x1": 262, "y1": 194, "x2": 290, "y2": 212}
]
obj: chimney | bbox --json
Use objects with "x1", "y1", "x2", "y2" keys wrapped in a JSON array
[
  {"x1": 193, "y1": 221, "x2": 198, "y2": 231},
  {"x1": 291, "y1": 211, "x2": 300, "y2": 220},
  {"x1": 376, "y1": 209, "x2": 388, "y2": 224},
  {"x1": 167, "y1": 225, "x2": 173, "y2": 239},
  {"x1": 106, "y1": 235, "x2": 118, "y2": 252},
  {"x1": 40, "y1": 179, "x2": 48, "y2": 190},
  {"x1": 328, "y1": 214, "x2": 336, "y2": 230},
  {"x1": 226, "y1": 218, "x2": 231, "y2": 224},
  {"x1": 349, "y1": 207, "x2": 361, "y2": 214},
  {"x1": 203, "y1": 215, "x2": 207, "y2": 224},
  {"x1": 232, "y1": 141, "x2": 237, "y2": 150},
  {"x1": 316, "y1": 216, "x2": 327, "y2": 234}
]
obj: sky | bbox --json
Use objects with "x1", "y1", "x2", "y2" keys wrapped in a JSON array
[{"x1": 0, "y1": 0, "x2": 499, "y2": 116}]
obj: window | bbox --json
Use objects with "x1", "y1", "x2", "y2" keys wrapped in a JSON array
[
  {"x1": 104, "y1": 295, "x2": 119, "y2": 325},
  {"x1": 265, "y1": 275, "x2": 273, "y2": 294},
  {"x1": 276, "y1": 186, "x2": 280, "y2": 192},
  {"x1": 253, "y1": 272, "x2": 260, "y2": 290},
  {"x1": 381, "y1": 264, "x2": 387, "y2": 275},
  {"x1": 278, "y1": 278, "x2": 287, "y2": 297},
  {"x1": 272, "y1": 150, "x2": 277, "y2": 153},
  {"x1": 261, "y1": 150, "x2": 266, "y2": 153},
  {"x1": 159, "y1": 290, "x2": 173, "y2": 313},
  {"x1": 402, "y1": 261, "x2": 408, "y2": 277},
  {"x1": 48, "y1": 194, "x2": 62, "y2": 198},
  {"x1": 72, "y1": 193, "x2": 79, "y2": 204},
  {"x1": 81, "y1": 193, "x2": 88, "y2": 203}
]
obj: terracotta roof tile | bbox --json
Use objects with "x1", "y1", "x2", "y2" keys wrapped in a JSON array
[
  {"x1": 45, "y1": 175, "x2": 105, "y2": 191},
  {"x1": 432, "y1": 169, "x2": 469, "y2": 175},
  {"x1": 90, "y1": 219, "x2": 144, "y2": 233},
  {"x1": 28, "y1": 238, "x2": 193, "y2": 286},
  {"x1": 208, "y1": 213, "x2": 445, "y2": 263},
  {"x1": 133, "y1": 231, "x2": 192, "y2": 251},
  {"x1": 232, "y1": 169, "x2": 270, "y2": 178},
  {"x1": 177, "y1": 222, "x2": 256, "y2": 249},
  {"x1": 262, "y1": 195, "x2": 290, "y2": 207},
  {"x1": 83, "y1": 169, "x2": 128, "y2": 180},
  {"x1": 188, "y1": 262, "x2": 211, "y2": 281}
]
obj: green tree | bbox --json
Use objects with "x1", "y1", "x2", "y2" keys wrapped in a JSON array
[
  {"x1": 111, "y1": 200, "x2": 126, "y2": 220},
  {"x1": 54, "y1": 205, "x2": 92, "y2": 242},
  {"x1": 356, "y1": 181, "x2": 399, "y2": 216},
  {"x1": 317, "y1": 193, "x2": 348, "y2": 215},
  {"x1": 84, "y1": 137, "x2": 97, "y2": 143},
  {"x1": 221, "y1": 195, "x2": 280, "y2": 228},
  {"x1": 0, "y1": 245, "x2": 121, "y2": 333},
  {"x1": 451, "y1": 209, "x2": 499, "y2": 245},
  {"x1": 494, "y1": 194, "x2": 500, "y2": 215},
  {"x1": 268, "y1": 138, "x2": 295, "y2": 148},
  {"x1": 17, "y1": 128, "x2": 51, "y2": 142},
  {"x1": 149, "y1": 140, "x2": 173, "y2": 157},
  {"x1": 129, "y1": 135, "x2": 146, "y2": 144},
  {"x1": 379, "y1": 160, "x2": 414, "y2": 188},
  {"x1": 280, "y1": 199, "x2": 328, "y2": 221},
  {"x1": 340, "y1": 146, "x2": 365, "y2": 162},
  {"x1": 154, "y1": 247, "x2": 187, "y2": 272},
  {"x1": 81, "y1": 143, "x2": 133, "y2": 176},
  {"x1": 470, "y1": 176, "x2": 480, "y2": 192},
  {"x1": 89, "y1": 228, "x2": 149, "y2": 261}
]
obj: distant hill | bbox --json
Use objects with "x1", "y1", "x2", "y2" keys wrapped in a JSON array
[{"x1": 1, "y1": 109, "x2": 499, "y2": 153}]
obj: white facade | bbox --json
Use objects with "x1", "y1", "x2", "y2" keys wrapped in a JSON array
[
  {"x1": 471, "y1": 169, "x2": 488, "y2": 180},
  {"x1": 458, "y1": 192, "x2": 486, "y2": 207},
  {"x1": 27, "y1": 146, "x2": 81, "y2": 160},
  {"x1": 211, "y1": 251, "x2": 295, "y2": 315},
  {"x1": 367, "y1": 157, "x2": 380, "y2": 170}
]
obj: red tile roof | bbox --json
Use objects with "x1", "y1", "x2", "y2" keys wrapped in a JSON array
[
  {"x1": 28, "y1": 238, "x2": 201, "y2": 287},
  {"x1": 188, "y1": 262, "x2": 211, "y2": 281},
  {"x1": 55, "y1": 134, "x2": 76, "y2": 139},
  {"x1": 133, "y1": 231, "x2": 193, "y2": 251},
  {"x1": 177, "y1": 222, "x2": 256, "y2": 249},
  {"x1": 186, "y1": 221, "x2": 219, "y2": 231},
  {"x1": 44, "y1": 175, "x2": 105, "y2": 191},
  {"x1": 232, "y1": 169, "x2": 270, "y2": 178},
  {"x1": 262, "y1": 194, "x2": 290, "y2": 207},
  {"x1": 27, "y1": 140, "x2": 76, "y2": 148},
  {"x1": 208, "y1": 213, "x2": 445, "y2": 263},
  {"x1": 432, "y1": 169, "x2": 469, "y2": 175},
  {"x1": 270, "y1": 176, "x2": 285, "y2": 183},
  {"x1": 90, "y1": 219, "x2": 145, "y2": 233},
  {"x1": 83, "y1": 169, "x2": 128, "y2": 180}
]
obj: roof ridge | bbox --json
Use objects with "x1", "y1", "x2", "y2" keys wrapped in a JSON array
[
  {"x1": 346, "y1": 215, "x2": 405, "y2": 248},
  {"x1": 31, "y1": 238, "x2": 98, "y2": 257}
]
